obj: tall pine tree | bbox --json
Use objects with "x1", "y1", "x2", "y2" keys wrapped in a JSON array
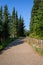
[
  {"x1": 18, "y1": 16, "x2": 24, "y2": 36},
  {"x1": 3, "y1": 5, "x2": 9, "y2": 40},
  {"x1": 0, "y1": 6, "x2": 3, "y2": 42},
  {"x1": 11, "y1": 8, "x2": 16, "y2": 38},
  {"x1": 15, "y1": 11, "x2": 18, "y2": 37},
  {"x1": 30, "y1": 0, "x2": 43, "y2": 39}
]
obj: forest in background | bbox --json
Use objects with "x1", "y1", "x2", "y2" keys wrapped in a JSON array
[
  {"x1": 0, "y1": 5, "x2": 25, "y2": 41},
  {"x1": 0, "y1": 5, "x2": 25, "y2": 50},
  {"x1": 0, "y1": 0, "x2": 43, "y2": 50}
]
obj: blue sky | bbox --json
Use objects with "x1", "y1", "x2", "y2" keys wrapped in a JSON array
[{"x1": 0, "y1": 0, "x2": 33, "y2": 30}]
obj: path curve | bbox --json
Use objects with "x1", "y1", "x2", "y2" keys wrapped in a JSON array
[{"x1": 0, "y1": 38, "x2": 43, "y2": 65}]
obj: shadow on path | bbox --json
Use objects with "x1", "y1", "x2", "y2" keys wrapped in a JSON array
[{"x1": 0, "y1": 38, "x2": 25, "y2": 55}]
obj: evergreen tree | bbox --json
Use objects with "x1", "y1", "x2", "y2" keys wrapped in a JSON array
[
  {"x1": 0, "y1": 5, "x2": 25, "y2": 41},
  {"x1": 21, "y1": 18, "x2": 24, "y2": 36},
  {"x1": 8, "y1": 14, "x2": 12, "y2": 37},
  {"x1": 15, "y1": 11, "x2": 18, "y2": 37},
  {"x1": 18, "y1": 16, "x2": 21, "y2": 36},
  {"x1": 0, "y1": 6, "x2": 3, "y2": 42},
  {"x1": 37, "y1": 0, "x2": 43, "y2": 37},
  {"x1": 18, "y1": 16, "x2": 24, "y2": 36},
  {"x1": 3, "y1": 5, "x2": 9, "y2": 40},
  {"x1": 30, "y1": 0, "x2": 43, "y2": 39},
  {"x1": 11, "y1": 8, "x2": 16, "y2": 38}
]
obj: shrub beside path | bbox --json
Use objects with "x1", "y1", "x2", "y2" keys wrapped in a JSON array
[{"x1": 0, "y1": 38, "x2": 43, "y2": 65}]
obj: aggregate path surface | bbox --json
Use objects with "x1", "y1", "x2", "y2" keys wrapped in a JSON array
[{"x1": 0, "y1": 38, "x2": 43, "y2": 65}]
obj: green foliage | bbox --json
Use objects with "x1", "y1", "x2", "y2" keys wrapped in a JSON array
[
  {"x1": 34, "y1": 46, "x2": 43, "y2": 56},
  {"x1": 0, "y1": 6, "x2": 3, "y2": 42},
  {"x1": 15, "y1": 11, "x2": 18, "y2": 37},
  {"x1": 0, "y1": 5, "x2": 25, "y2": 50},
  {"x1": 30, "y1": 0, "x2": 43, "y2": 39},
  {"x1": 24, "y1": 30, "x2": 30, "y2": 36},
  {"x1": 0, "y1": 38, "x2": 16, "y2": 51},
  {"x1": 10, "y1": 8, "x2": 16, "y2": 38},
  {"x1": 3, "y1": 5, "x2": 9, "y2": 40},
  {"x1": 18, "y1": 16, "x2": 25, "y2": 36}
]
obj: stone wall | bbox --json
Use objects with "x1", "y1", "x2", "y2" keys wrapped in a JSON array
[{"x1": 26, "y1": 37, "x2": 43, "y2": 49}]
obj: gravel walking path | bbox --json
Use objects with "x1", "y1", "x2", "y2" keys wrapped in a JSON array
[{"x1": 0, "y1": 38, "x2": 43, "y2": 65}]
